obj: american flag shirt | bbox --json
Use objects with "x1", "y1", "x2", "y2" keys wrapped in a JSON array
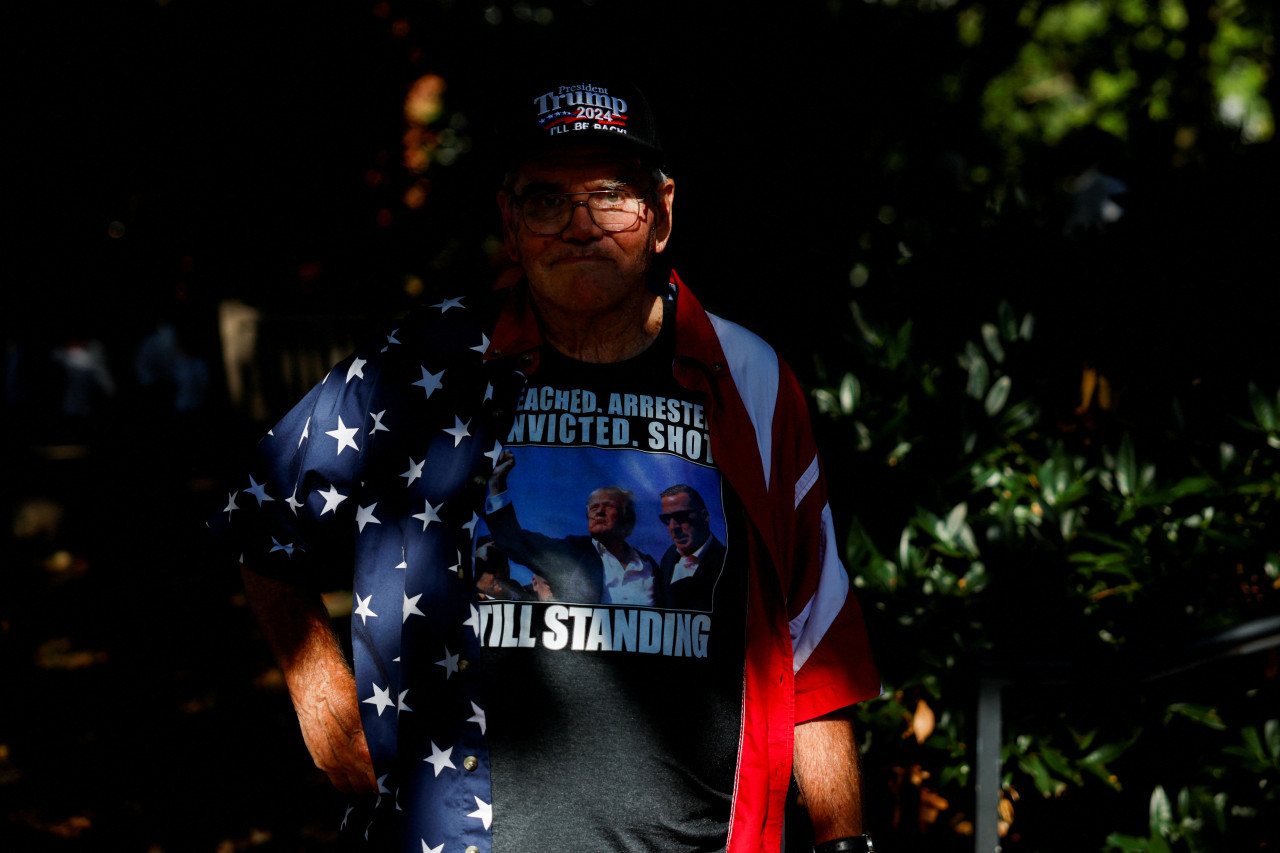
[{"x1": 211, "y1": 284, "x2": 534, "y2": 850}]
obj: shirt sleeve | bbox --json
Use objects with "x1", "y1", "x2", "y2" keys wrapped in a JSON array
[
  {"x1": 775, "y1": 362, "x2": 882, "y2": 722},
  {"x1": 208, "y1": 349, "x2": 384, "y2": 585}
]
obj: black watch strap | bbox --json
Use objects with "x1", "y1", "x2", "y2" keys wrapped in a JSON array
[{"x1": 814, "y1": 835, "x2": 874, "y2": 853}]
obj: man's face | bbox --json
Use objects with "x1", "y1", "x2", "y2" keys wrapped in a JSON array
[
  {"x1": 498, "y1": 146, "x2": 674, "y2": 320},
  {"x1": 661, "y1": 492, "x2": 710, "y2": 555},
  {"x1": 587, "y1": 492, "x2": 627, "y2": 539}
]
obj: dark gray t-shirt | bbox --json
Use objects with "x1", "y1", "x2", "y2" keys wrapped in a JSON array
[{"x1": 476, "y1": 305, "x2": 748, "y2": 852}]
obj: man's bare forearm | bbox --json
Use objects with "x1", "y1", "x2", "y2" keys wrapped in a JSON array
[
  {"x1": 240, "y1": 565, "x2": 376, "y2": 793},
  {"x1": 240, "y1": 566, "x2": 339, "y2": 679},
  {"x1": 793, "y1": 709, "x2": 864, "y2": 842}
]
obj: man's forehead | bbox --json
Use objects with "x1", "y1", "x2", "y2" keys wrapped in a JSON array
[{"x1": 513, "y1": 146, "x2": 648, "y2": 189}]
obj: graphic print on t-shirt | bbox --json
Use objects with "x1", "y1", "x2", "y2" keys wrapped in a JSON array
[
  {"x1": 479, "y1": 324, "x2": 748, "y2": 851},
  {"x1": 475, "y1": 383, "x2": 731, "y2": 659}
]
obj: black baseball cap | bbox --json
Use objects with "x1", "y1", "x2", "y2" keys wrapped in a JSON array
[{"x1": 499, "y1": 77, "x2": 664, "y2": 170}]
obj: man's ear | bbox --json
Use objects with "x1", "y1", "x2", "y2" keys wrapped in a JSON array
[
  {"x1": 652, "y1": 177, "x2": 675, "y2": 254},
  {"x1": 497, "y1": 191, "x2": 521, "y2": 263}
]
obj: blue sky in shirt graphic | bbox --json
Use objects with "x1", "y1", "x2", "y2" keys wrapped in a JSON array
[{"x1": 476, "y1": 445, "x2": 726, "y2": 587}]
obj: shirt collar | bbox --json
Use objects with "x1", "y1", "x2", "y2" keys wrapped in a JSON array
[
  {"x1": 681, "y1": 534, "x2": 713, "y2": 562},
  {"x1": 484, "y1": 279, "x2": 543, "y2": 374},
  {"x1": 593, "y1": 537, "x2": 640, "y2": 565}
]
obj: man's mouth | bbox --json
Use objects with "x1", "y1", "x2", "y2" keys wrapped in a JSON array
[{"x1": 553, "y1": 253, "x2": 610, "y2": 265}]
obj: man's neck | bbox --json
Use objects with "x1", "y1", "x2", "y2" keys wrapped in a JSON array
[
  {"x1": 595, "y1": 534, "x2": 634, "y2": 562},
  {"x1": 678, "y1": 534, "x2": 711, "y2": 559},
  {"x1": 537, "y1": 290, "x2": 664, "y2": 363}
]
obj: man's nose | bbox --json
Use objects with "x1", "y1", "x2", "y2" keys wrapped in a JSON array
[{"x1": 561, "y1": 201, "x2": 603, "y2": 240}]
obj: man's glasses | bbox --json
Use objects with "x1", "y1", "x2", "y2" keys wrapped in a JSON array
[
  {"x1": 659, "y1": 510, "x2": 698, "y2": 525},
  {"x1": 513, "y1": 189, "x2": 646, "y2": 235}
]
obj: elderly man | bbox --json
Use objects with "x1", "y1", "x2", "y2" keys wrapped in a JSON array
[
  {"x1": 483, "y1": 448, "x2": 658, "y2": 604},
  {"x1": 213, "y1": 75, "x2": 879, "y2": 852}
]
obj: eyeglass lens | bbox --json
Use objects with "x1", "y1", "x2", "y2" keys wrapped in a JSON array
[{"x1": 520, "y1": 191, "x2": 641, "y2": 234}]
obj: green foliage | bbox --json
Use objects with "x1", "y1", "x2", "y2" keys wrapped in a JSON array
[
  {"x1": 978, "y1": 0, "x2": 1274, "y2": 169},
  {"x1": 1102, "y1": 716, "x2": 1279, "y2": 850},
  {"x1": 817, "y1": 299, "x2": 1280, "y2": 848}
]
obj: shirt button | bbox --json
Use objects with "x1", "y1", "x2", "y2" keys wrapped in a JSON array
[
  {"x1": 458, "y1": 658, "x2": 471, "y2": 672},
  {"x1": 465, "y1": 847, "x2": 479, "y2": 853},
  {"x1": 463, "y1": 755, "x2": 479, "y2": 771}
]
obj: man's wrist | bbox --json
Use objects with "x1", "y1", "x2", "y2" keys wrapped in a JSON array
[
  {"x1": 484, "y1": 490, "x2": 511, "y2": 515},
  {"x1": 814, "y1": 835, "x2": 874, "y2": 853}
]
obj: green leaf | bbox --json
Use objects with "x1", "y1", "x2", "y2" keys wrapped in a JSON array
[
  {"x1": 960, "y1": 560, "x2": 988, "y2": 593},
  {"x1": 1116, "y1": 434, "x2": 1138, "y2": 498},
  {"x1": 865, "y1": 557, "x2": 900, "y2": 592},
  {"x1": 1000, "y1": 399, "x2": 1040, "y2": 433},
  {"x1": 966, "y1": 351, "x2": 990, "y2": 399},
  {"x1": 853, "y1": 420, "x2": 872, "y2": 452},
  {"x1": 1266, "y1": 719, "x2": 1280, "y2": 761},
  {"x1": 1241, "y1": 725, "x2": 1266, "y2": 762},
  {"x1": 886, "y1": 441, "x2": 912, "y2": 466},
  {"x1": 982, "y1": 322, "x2": 1006, "y2": 363},
  {"x1": 1059, "y1": 507, "x2": 1080, "y2": 540},
  {"x1": 944, "y1": 502, "x2": 968, "y2": 540},
  {"x1": 1219, "y1": 442, "x2": 1236, "y2": 472},
  {"x1": 985, "y1": 375, "x2": 1013, "y2": 416},
  {"x1": 1019, "y1": 311, "x2": 1035, "y2": 341},
  {"x1": 839, "y1": 373, "x2": 860, "y2": 414},
  {"x1": 1104, "y1": 833, "x2": 1151, "y2": 852},
  {"x1": 1166, "y1": 475, "x2": 1217, "y2": 499},
  {"x1": 1248, "y1": 382, "x2": 1277, "y2": 430},
  {"x1": 1082, "y1": 760, "x2": 1123, "y2": 790},
  {"x1": 1165, "y1": 703, "x2": 1226, "y2": 730},
  {"x1": 1212, "y1": 791, "x2": 1229, "y2": 834},
  {"x1": 1071, "y1": 728, "x2": 1098, "y2": 751},
  {"x1": 886, "y1": 320, "x2": 913, "y2": 369},
  {"x1": 1039, "y1": 745, "x2": 1080, "y2": 783},
  {"x1": 1149, "y1": 785, "x2": 1173, "y2": 835},
  {"x1": 1084, "y1": 740, "x2": 1132, "y2": 767},
  {"x1": 1175, "y1": 785, "x2": 1191, "y2": 821},
  {"x1": 1018, "y1": 753, "x2": 1065, "y2": 797},
  {"x1": 998, "y1": 300, "x2": 1019, "y2": 341}
]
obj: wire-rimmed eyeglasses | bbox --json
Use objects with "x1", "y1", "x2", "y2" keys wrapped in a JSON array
[{"x1": 513, "y1": 189, "x2": 647, "y2": 235}]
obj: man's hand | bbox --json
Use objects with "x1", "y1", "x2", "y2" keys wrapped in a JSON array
[
  {"x1": 488, "y1": 448, "x2": 516, "y2": 496},
  {"x1": 530, "y1": 574, "x2": 554, "y2": 601},
  {"x1": 240, "y1": 566, "x2": 377, "y2": 794},
  {"x1": 292, "y1": 663, "x2": 377, "y2": 793}
]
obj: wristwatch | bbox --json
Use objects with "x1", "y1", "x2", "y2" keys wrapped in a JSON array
[{"x1": 814, "y1": 836, "x2": 875, "y2": 853}]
